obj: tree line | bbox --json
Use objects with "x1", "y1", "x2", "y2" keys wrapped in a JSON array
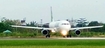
[{"x1": 0, "y1": 17, "x2": 105, "y2": 33}]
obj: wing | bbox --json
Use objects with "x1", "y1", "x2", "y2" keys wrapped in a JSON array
[
  {"x1": 11, "y1": 25, "x2": 52, "y2": 30},
  {"x1": 70, "y1": 26, "x2": 103, "y2": 30}
]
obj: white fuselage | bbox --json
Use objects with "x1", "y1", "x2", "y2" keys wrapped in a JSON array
[{"x1": 49, "y1": 20, "x2": 71, "y2": 33}]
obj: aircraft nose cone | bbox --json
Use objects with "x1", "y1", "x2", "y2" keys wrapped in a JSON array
[{"x1": 60, "y1": 25, "x2": 71, "y2": 31}]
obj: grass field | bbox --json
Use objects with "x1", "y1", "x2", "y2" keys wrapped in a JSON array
[
  {"x1": 0, "y1": 39, "x2": 105, "y2": 46},
  {"x1": 0, "y1": 39, "x2": 105, "y2": 48}
]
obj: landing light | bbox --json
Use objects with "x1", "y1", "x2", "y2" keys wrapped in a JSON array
[
  {"x1": 51, "y1": 29, "x2": 56, "y2": 33},
  {"x1": 61, "y1": 30, "x2": 68, "y2": 36}
]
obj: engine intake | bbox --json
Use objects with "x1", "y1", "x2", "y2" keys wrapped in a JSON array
[
  {"x1": 75, "y1": 30, "x2": 80, "y2": 35},
  {"x1": 41, "y1": 30, "x2": 50, "y2": 35}
]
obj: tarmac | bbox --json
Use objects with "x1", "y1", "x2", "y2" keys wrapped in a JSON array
[
  {"x1": 57, "y1": 37, "x2": 105, "y2": 40},
  {"x1": 0, "y1": 37, "x2": 105, "y2": 40}
]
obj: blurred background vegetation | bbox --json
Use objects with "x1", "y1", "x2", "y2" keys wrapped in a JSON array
[{"x1": 0, "y1": 17, "x2": 105, "y2": 38}]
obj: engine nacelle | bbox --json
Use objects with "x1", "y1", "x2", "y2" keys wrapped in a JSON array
[
  {"x1": 75, "y1": 30, "x2": 81, "y2": 35},
  {"x1": 41, "y1": 30, "x2": 50, "y2": 35}
]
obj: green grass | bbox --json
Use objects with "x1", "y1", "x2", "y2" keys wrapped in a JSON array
[
  {"x1": 0, "y1": 39, "x2": 105, "y2": 48},
  {"x1": 0, "y1": 39, "x2": 105, "y2": 46}
]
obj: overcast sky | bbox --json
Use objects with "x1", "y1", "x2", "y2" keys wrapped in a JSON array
[{"x1": 0, "y1": 0, "x2": 105, "y2": 23}]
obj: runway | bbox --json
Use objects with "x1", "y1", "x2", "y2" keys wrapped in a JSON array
[
  {"x1": 0, "y1": 37, "x2": 105, "y2": 40},
  {"x1": 57, "y1": 37, "x2": 105, "y2": 40}
]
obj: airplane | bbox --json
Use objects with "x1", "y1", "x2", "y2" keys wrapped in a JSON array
[
  {"x1": 11, "y1": 7, "x2": 103, "y2": 38},
  {"x1": 11, "y1": 20, "x2": 103, "y2": 38}
]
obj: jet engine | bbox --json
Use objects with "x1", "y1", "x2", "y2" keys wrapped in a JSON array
[
  {"x1": 41, "y1": 30, "x2": 50, "y2": 35},
  {"x1": 75, "y1": 30, "x2": 81, "y2": 35}
]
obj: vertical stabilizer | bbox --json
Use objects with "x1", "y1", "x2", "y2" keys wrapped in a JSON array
[{"x1": 50, "y1": 6, "x2": 54, "y2": 22}]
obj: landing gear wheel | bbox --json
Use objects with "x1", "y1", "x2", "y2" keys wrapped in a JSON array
[
  {"x1": 63, "y1": 36, "x2": 66, "y2": 38},
  {"x1": 67, "y1": 35, "x2": 71, "y2": 38},
  {"x1": 46, "y1": 34, "x2": 50, "y2": 38}
]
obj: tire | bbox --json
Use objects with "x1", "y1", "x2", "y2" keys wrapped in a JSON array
[
  {"x1": 63, "y1": 36, "x2": 66, "y2": 38},
  {"x1": 67, "y1": 35, "x2": 71, "y2": 38},
  {"x1": 46, "y1": 34, "x2": 50, "y2": 38}
]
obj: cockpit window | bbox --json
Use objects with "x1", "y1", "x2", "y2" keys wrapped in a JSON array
[{"x1": 62, "y1": 23, "x2": 69, "y2": 25}]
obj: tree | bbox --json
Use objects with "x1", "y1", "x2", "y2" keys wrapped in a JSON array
[
  {"x1": 0, "y1": 17, "x2": 22, "y2": 32},
  {"x1": 0, "y1": 22, "x2": 12, "y2": 32},
  {"x1": 1, "y1": 17, "x2": 21, "y2": 25},
  {"x1": 88, "y1": 21, "x2": 103, "y2": 32},
  {"x1": 88, "y1": 21, "x2": 101, "y2": 26}
]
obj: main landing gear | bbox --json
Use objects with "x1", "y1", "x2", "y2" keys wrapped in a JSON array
[
  {"x1": 63, "y1": 35, "x2": 71, "y2": 38},
  {"x1": 46, "y1": 34, "x2": 50, "y2": 38}
]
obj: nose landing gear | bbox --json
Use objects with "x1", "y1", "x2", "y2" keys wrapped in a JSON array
[{"x1": 67, "y1": 35, "x2": 71, "y2": 37}]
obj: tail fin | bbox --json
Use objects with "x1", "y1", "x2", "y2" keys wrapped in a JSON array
[{"x1": 50, "y1": 6, "x2": 54, "y2": 22}]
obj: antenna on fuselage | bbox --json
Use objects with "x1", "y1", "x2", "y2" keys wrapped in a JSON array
[{"x1": 50, "y1": 6, "x2": 54, "y2": 22}]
